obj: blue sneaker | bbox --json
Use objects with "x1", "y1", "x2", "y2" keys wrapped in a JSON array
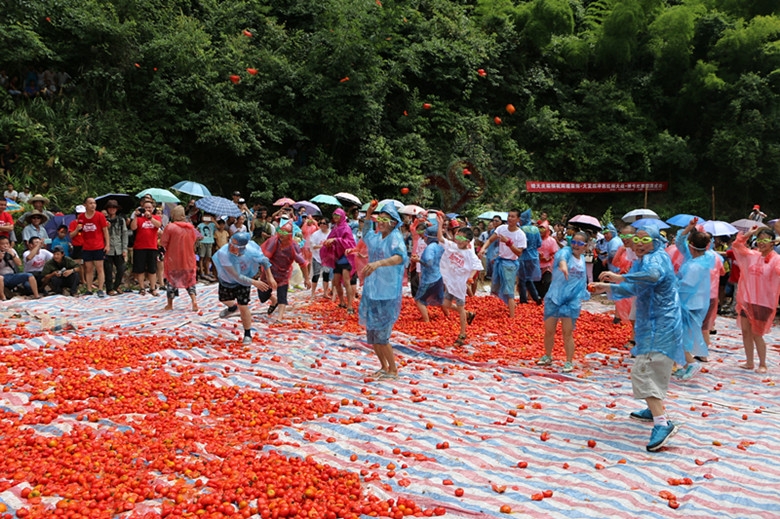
[
  {"x1": 629, "y1": 408, "x2": 654, "y2": 422},
  {"x1": 680, "y1": 362, "x2": 701, "y2": 381},
  {"x1": 673, "y1": 367, "x2": 685, "y2": 379},
  {"x1": 647, "y1": 421, "x2": 679, "y2": 452}
]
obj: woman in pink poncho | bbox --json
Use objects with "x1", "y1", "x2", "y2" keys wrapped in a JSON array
[
  {"x1": 732, "y1": 227, "x2": 780, "y2": 374},
  {"x1": 320, "y1": 208, "x2": 357, "y2": 313},
  {"x1": 161, "y1": 206, "x2": 200, "y2": 311}
]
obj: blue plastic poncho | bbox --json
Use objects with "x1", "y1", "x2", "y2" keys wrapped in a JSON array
[
  {"x1": 519, "y1": 210, "x2": 542, "y2": 282},
  {"x1": 213, "y1": 240, "x2": 271, "y2": 288},
  {"x1": 605, "y1": 224, "x2": 624, "y2": 273},
  {"x1": 491, "y1": 257, "x2": 519, "y2": 304},
  {"x1": 675, "y1": 230, "x2": 715, "y2": 357},
  {"x1": 608, "y1": 225, "x2": 684, "y2": 365},
  {"x1": 415, "y1": 234, "x2": 444, "y2": 306},
  {"x1": 358, "y1": 215, "x2": 409, "y2": 332},
  {"x1": 543, "y1": 246, "x2": 590, "y2": 323}
]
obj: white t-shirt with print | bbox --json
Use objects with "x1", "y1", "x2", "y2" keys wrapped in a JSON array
[{"x1": 495, "y1": 225, "x2": 527, "y2": 260}]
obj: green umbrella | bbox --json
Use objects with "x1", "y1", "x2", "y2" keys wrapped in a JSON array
[
  {"x1": 136, "y1": 188, "x2": 180, "y2": 203},
  {"x1": 310, "y1": 194, "x2": 342, "y2": 206}
]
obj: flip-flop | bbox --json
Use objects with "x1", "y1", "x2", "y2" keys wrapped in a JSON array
[
  {"x1": 371, "y1": 369, "x2": 385, "y2": 377},
  {"x1": 738, "y1": 364, "x2": 755, "y2": 370},
  {"x1": 379, "y1": 372, "x2": 398, "y2": 380}
]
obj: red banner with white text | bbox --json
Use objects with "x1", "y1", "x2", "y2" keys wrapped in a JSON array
[{"x1": 526, "y1": 181, "x2": 668, "y2": 193}]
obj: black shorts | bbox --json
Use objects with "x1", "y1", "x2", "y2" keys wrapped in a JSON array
[
  {"x1": 218, "y1": 283, "x2": 251, "y2": 306},
  {"x1": 333, "y1": 257, "x2": 352, "y2": 275},
  {"x1": 71, "y1": 245, "x2": 83, "y2": 260},
  {"x1": 133, "y1": 249, "x2": 158, "y2": 274},
  {"x1": 82, "y1": 249, "x2": 105, "y2": 262},
  {"x1": 257, "y1": 284, "x2": 289, "y2": 306}
]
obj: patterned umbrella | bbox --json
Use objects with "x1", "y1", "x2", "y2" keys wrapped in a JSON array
[{"x1": 195, "y1": 196, "x2": 242, "y2": 218}]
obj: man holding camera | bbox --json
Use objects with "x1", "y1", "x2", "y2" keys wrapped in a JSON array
[
  {"x1": 0, "y1": 235, "x2": 40, "y2": 300},
  {"x1": 130, "y1": 198, "x2": 162, "y2": 295},
  {"x1": 41, "y1": 246, "x2": 80, "y2": 296}
]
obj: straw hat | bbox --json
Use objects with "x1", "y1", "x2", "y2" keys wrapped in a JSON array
[
  {"x1": 28, "y1": 194, "x2": 50, "y2": 204},
  {"x1": 25, "y1": 210, "x2": 49, "y2": 224}
]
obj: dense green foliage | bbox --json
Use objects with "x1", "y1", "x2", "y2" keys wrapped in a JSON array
[{"x1": 1, "y1": 0, "x2": 778, "y2": 221}]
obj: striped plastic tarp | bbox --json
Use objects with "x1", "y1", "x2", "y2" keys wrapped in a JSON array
[{"x1": 0, "y1": 285, "x2": 778, "y2": 517}]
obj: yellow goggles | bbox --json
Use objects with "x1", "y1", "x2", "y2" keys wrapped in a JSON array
[
  {"x1": 376, "y1": 216, "x2": 392, "y2": 223},
  {"x1": 632, "y1": 236, "x2": 653, "y2": 244}
]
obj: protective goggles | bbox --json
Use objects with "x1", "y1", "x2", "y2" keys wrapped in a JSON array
[
  {"x1": 571, "y1": 240, "x2": 587, "y2": 247},
  {"x1": 632, "y1": 236, "x2": 653, "y2": 244}
]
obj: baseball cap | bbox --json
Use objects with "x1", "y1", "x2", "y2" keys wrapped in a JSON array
[
  {"x1": 238, "y1": 198, "x2": 246, "y2": 204},
  {"x1": 75, "y1": 205, "x2": 86, "y2": 214},
  {"x1": 52, "y1": 245, "x2": 65, "y2": 254},
  {"x1": 233, "y1": 191, "x2": 241, "y2": 197}
]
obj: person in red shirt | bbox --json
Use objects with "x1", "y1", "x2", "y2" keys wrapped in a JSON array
[
  {"x1": 71, "y1": 197, "x2": 109, "y2": 297},
  {"x1": 0, "y1": 199, "x2": 15, "y2": 245},
  {"x1": 130, "y1": 198, "x2": 162, "y2": 295}
]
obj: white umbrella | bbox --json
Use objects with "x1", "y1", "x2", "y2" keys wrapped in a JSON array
[
  {"x1": 702, "y1": 220, "x2": 738, "y2": 236},
  {"x1": 399, "y1": 204, "x2": 426, "y2": 216},
  {"x1": 730, "y1": 218, "x2": 767, "y2": 233},
  {"x1": 377, "y1": 199, "x2": 404, "y2": 210},
  {"x1": 622, "y1": 209, "x2": 659, "y2": 223},
  {"x1": 334, "y1": 192, "x2": 361, "y2": 206}
]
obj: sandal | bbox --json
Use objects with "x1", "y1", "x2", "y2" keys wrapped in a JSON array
[
  {"x1": 150, "y1": 289, "x2": 160, "y2": 297},
  {"x1": 347, "y1": 308, "x2": 355, "y2": 316},
  {"x1": 371, "y1": 369, "x2": 386, "y2": 377},
  {"x1": 138, "y1": 289, "x2": 146, "y2": 295},
  {"x1": 739, "y1": 363, "x2": 755, "y2": 370},
  {"x1": 466, "y1": 312, "x2": 476, "y2": 325},
  {"x1": 267, "y1": 304, "x2": 278, "y2": 315},
  {"x1": 379, "y1": 372, "x2": 398, "y2": 380},
  {"x1": 454, "y1": 334, "x2": 467, "y2": 346}
]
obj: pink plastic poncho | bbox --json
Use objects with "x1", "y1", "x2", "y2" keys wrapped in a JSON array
[
  {"x1": 732, "y1": 233, "x2": 780, "y2": 335},
  {"x1": 665, "y1": 244, "x2": 684, "y2": 273},
  {"x1": 261, "y1": 232, "x2": 308, "y2": 285},
  {"x1": 319, "y1": 208, "x2": 356, "y2": 271},
  {"x1": 160, "y1": 222, "x2": 199, "y2": 289},
  {"x1": 538, "y1": 234, "x2": 559, "y2": 274}
]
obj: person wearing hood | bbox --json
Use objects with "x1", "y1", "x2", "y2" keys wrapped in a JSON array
[
  {"x1": 160, "y1": 206, "x2": 200, "y2": 311},
  {"x1": 535, "y1": 222, "x2": 560, "y2": 299},
  {"x1": 536, "y1": 230, "x2": 590, "y2": 373},
  {"x1": 590, "y1": 224, "x2": 684, "y2": 452},
  {"x1": 320, "y1": 208, "x2": 357, "y2": 313},
  {"x1": 517, "y1": 209, "x2": 543, "y2": 305},
  {"x1": 214, "y1": 232, "x2": 276, "y2": 343},
  {"x1": 359, "y1": 202, "x2": 408, "y2": 379},
  {"x1": 731, "y1": 225, "x2": 780, "y2": 374},
  {"x1": 412, "y1": 222, "x2": 444, "y2": 324},
  {"x1": 672, "y1": 218, "x2": 716, "y2": 381},
  {"x1": 261, "y1": 220, "x2": 310, "y2": 320}
]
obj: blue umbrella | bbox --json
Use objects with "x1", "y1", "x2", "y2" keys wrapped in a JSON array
[
  {"x1": 171, "y1": 180, "x2": 211, "y2": 198},
  {"x1": 666, "y1": 214, "x2": 704, "y2": 227},
  {"x1": 477, "y1": 211, "x2": 507, "y2": 221},
  {"x1": 310, "y1": 194, "x2": 342, "y2": 206},
  {"x1": 136, "y1": 188, "x2": 180, "y2": 203},
  {"x1": 633, "y1": 218, "x2": 670, "y2": 230},
  {"x1": 446, "y1": 212, "x2": 460, "y2": 219},
  {"x1": 195, "y1": 196, "x2": 242, "y2": 218}
]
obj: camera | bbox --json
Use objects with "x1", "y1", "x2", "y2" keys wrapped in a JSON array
[
  {"x1": 136, "y1": 207, "x2": 144, "y2": 217},
  {"x1": 59, "y1": 268, "x2": 67, "y2": 275},
  {"x1": 3, "y1": 252, "x2": 13, "y2": 263}
]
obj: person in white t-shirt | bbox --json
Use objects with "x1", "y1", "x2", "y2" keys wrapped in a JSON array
[
  {"x1": 23, "y1": 236, "x2": 53, "y2": 286},
  {"x1": 478, "y1": 209, "x2": 526, "y2": 317},
  {"x1": 308, "y1": 219, "x2": 331, "y2": 298},
  {"x1": 436, "y1": 214, "x2": 483, "y2": 345}
]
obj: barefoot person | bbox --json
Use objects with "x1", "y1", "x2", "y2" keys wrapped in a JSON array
[
  {"x1": 536, "y1": 230, "x2": 590, "y2": 373},
  {"x1": 731, "y1": 226, "x2": 780, "y2": 374},
  {"x1": 413, "y1": 222, "x2": 444, "y2": 323},
  {"x1": 160, "y1": 206, "x2": 200, "y2": 311},
  {"x1": 320, "y1": 208, "x2": 357, "y2": 313},
  {"x1": 213, "y1": 232, "x2": 276, "y2": 344},
  {"x1": 359, "y1": 202, "x2": 408, "y2": 379},
  {"x1": 590, "y1": 225, "x2": 685, "y2": 452},
  {"x1": 478, "y1": 209, "x2": 526, "y2": 317}
]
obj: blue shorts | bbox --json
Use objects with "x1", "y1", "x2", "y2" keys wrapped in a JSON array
[
  {"x1": 82, "y1": 249, "x2": 105, "y2": 262},
  {"x1": 543, "y1": 299, "x2": 581, "y2": 325},
  {"x1": 366, "y1": 327, "x2": 393, "y2": 345},
  {"x1": 444, "y1": 291, "x2": 465, "y2": 308},
  {"x1": 415, "y1": 278, "x2": 444, "y2": 307}
]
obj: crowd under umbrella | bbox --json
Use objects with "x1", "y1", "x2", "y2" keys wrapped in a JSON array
[
  {"x1": 95, "y1": 193, "x2": 136, "y2": 212},
  {"x1": 621, "y1": 208, "x2": 660, "y2": 223},
  {"x1": 195, "y1": 195, "x2": 242, "y2": 218},
  {"x1": 730, "y1": 218, "x2": 768, "y2": 233},
  {"x1": 666, "y1": 214, "x2": 705, "y2": 227},
  {"x1": 310, "y1": 194, "x2": 342, "y2": 206},
  {"x1": 702, "y1": 220, "x2": 738, "y2": 236},
  {"x1": 568, "y1": 214, "x2": 601, "y2": 232},
  {"x1": 633, "y1": 218, "x2": 670, "y2": 230},
  {"x1": 274, "y1": 197, "x2": 295, "y2": 207},
  {"x1": 333, "y1": 192, "x2": 361, "y2": 207},
  {"x1": 293, "y1": 200, "x2": 321, "y2": 216},
  {"x1": 170, "y1": 180, "x2": 211, "y2": 198},
  {"x1": 136, "y1": 188, "x2": 180, "y2": 204}
]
